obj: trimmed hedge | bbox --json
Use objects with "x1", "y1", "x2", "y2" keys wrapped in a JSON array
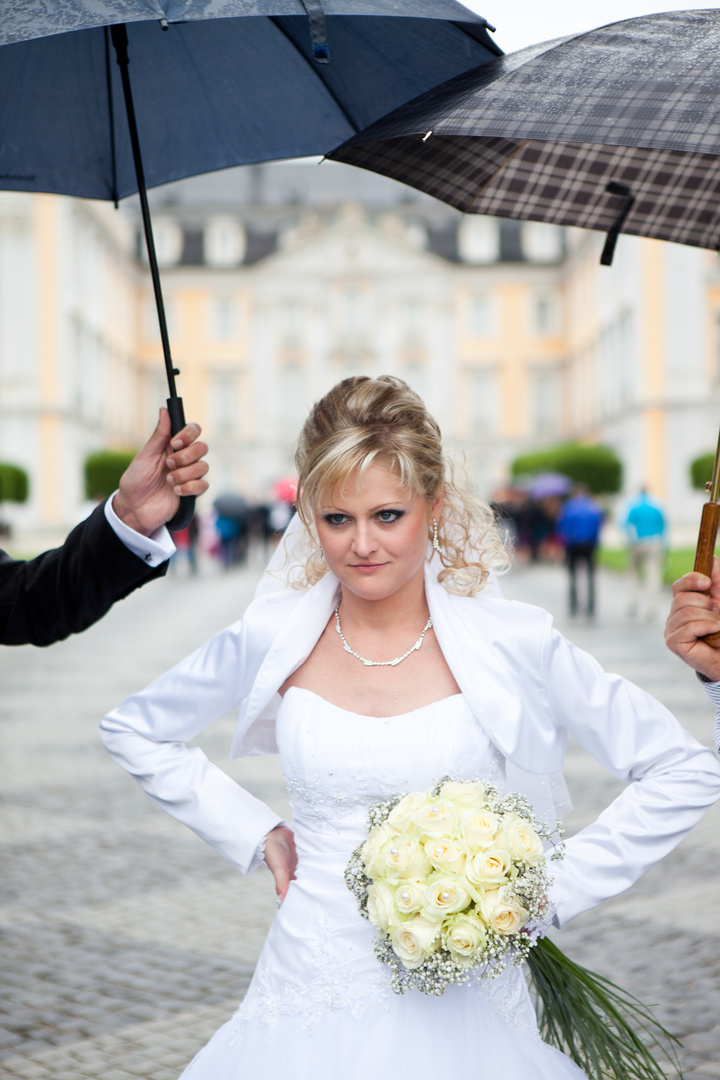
[
  {"x1": 0, "y1": 462, "x2": 29, "y2": 504},
  {"x1": 84, "y1": 450, "x2": 136, "y2": 500},
  {"x1": 690, "y1": 452, "x2": 716, "y2": 492},
  {"x1": 511, "y1": 443, "x2": 623, "y2": 495}
]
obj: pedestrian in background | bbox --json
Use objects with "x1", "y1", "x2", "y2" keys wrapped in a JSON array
[
  {"x1": 624, "y1": 488, "x2": 666, "y2": 622},
  {"x1": 556, "y1": 484, "x2": 604, "y2": 618}
]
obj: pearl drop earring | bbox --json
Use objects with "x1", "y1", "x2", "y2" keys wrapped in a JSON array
[{"x1": 432, "y1": 519, "x2": 441, "y2": 552}]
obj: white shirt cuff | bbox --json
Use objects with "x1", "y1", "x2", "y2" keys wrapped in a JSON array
[
  {"x1": 105, "y1": 491, "x2": 176, "y2": 568},
  {"x1": 698, "y1": 675, "x2": 720, "y2": 754}
]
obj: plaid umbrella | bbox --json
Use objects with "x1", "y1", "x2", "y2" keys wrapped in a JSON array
[{"x1": 329, "y1": 10, "x2": 720, "y2": 259}]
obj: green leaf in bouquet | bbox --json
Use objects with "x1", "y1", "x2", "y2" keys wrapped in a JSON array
[{"x1": 527, "y1": 937, "x2": 683, "y2": 1080}]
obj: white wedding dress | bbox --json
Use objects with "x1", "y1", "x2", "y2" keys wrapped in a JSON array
[{"x1": 179, "y1": 687, "x2": 587, "y2": 1079}]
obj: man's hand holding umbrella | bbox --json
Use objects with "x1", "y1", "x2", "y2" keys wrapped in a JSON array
[
  {"x1": 113, "y1": 408, "x2": 209, "y2": 536},
  {"x1": 666, "y1": 560, "x2": 720, "y2": 684}
]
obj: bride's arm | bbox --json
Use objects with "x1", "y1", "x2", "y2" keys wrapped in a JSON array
[
  {"x1": 539, "y1": 622, "x2": 720, "y2": 928},
  {"x1": 100, "y1": 619, "x2": 283, "y2": 875}
]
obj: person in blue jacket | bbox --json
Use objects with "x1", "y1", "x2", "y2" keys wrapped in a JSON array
[{"x1": 556, "y1": 484, "x2": 604, "y2": 617}]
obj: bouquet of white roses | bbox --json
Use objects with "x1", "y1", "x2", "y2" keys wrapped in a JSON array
[
  {"x1": 345, "y1": 777, "x2": 561, "y2": 996},
  {"x1": 345, "y1": 777, "x2": 682, "y2": 1080}
]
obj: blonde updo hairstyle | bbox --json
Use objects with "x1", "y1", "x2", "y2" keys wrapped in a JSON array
[{"x1": 291, "y1": 375, "x2": 507, "y2": 595}]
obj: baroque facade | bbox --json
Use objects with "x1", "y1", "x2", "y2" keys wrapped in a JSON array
[{"x1": 1, "y1": 162, "x2": 719, "y2": 540}]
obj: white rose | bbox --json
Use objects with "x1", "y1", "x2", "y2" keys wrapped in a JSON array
[
  {"x1": 439, "y1": 780, "x2": 487, "y2": 808},
  {"x1": 444, "y1": 913, "x2": 487, "y2": 965},
  {"x1": 465, "y1": 848, "x2": 512, "y2": 886},
  {"x1": 366, "y1": 881, "x2": 398, "y2": 932},
  {"x1": 424, "y1": 838, "x2": 467, "y2": 875},
  {"x1": 394, "y1": 881, "x2": 425, "y2": 915},
  {"x1": 391, "y1": 916, "x2": 440, "y2": 970},
  {"x1": 481, "y1": 888, "x2": 530, "y2": 935},
  {"x1": 380, "y1": 837, "x2": 432, "y2": 881},
  {"x1": 460, "y1": 808, "x2": 501, "y2": 848},
  {"x1": 422, "y1": 876, "x2": 472, "y2": 922},
  {"x1": 387, "y1": 791, "x2": 427, "y2": 833},
  {"x1": 361, "y1": 823, "x2": 395, "y2": 878},
  {"x1": 412, "y1": 798, "x2": 458, "y2": 839},
  {"x1": 499, "y1": 817, "x2": 545, "y2": 864}
]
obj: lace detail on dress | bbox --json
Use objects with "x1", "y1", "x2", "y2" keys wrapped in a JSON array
[
  {"x1": 282, "y1": 756, "x2": 419, "y2": 829},
  {"x1": 466, "y1": 966, "x2": 542, "y2": 1038},
  {"x1": 230, "y1": 914, "x2": 392, "y2": 1035}
]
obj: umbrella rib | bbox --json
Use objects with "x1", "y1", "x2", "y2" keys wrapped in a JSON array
[
  {"x1": 466, "y1": 139, "x2": 529, "y2": 210},
  {"x1": 103, "y1": 27, "x2": 119, "y2": 207},
  {"x1": 268, "y1": 16, "x2": 359, "y2": 134}
]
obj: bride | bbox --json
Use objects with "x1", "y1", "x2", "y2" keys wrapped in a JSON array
[{"x1": 101, "y1": 375, "x2": 720, "y2": 1079}]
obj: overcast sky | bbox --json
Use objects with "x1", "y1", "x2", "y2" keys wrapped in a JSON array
[{"x1": 464, "y1": 1, "x2": 720, "y2": 53}]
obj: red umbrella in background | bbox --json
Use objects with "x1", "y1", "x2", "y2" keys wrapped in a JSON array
[{"x1": 273, "y1": 477, "x2": 299, "y2": 505}]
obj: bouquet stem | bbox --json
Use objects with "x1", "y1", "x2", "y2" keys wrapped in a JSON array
[{"x1": 528, "y1": 937, "x2": 683, "y2": 1080}]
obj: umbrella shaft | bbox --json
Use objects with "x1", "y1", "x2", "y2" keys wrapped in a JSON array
[{"x1": 110, "y1": 24, "x2": 178, "y2": 400}]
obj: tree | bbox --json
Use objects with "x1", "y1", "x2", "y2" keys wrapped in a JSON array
[
  {"x1": 511, "y1": 443, "x2": 623, "y2": 495},
  {"x1": 0, "y1": 463, "x2": 29, "y2": 505},
  {"x1": 690, "y1": 452, "x2": 716, "y2": 492},
  {"x1": 84, "y1": 450, "x2": 136, "y2": 500}
]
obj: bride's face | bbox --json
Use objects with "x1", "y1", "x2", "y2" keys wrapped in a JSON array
[{"x1": 314, "y1": 460, "x2": 443, "y2": 603}]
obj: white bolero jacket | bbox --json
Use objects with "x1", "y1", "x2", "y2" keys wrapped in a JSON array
[{"x1": 100, "y1": 559, "x2": 720, "y2": 929}]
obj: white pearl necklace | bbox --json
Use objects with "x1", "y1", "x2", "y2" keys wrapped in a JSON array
[{"x1": 333, "y1": 602, "x2": 433, "y2": 668}]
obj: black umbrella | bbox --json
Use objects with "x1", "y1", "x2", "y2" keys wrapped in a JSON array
[
  {"x1": 1, "y1": 0, "x2": 501, "y2": 526},
  {"x1": 329, "y1": 10, "x2": 720, "y2": 634}
]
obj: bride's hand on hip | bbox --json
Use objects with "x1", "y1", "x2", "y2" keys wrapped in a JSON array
[{"x1": 264, "y1": 825, "x2": 297, "y2": 901}]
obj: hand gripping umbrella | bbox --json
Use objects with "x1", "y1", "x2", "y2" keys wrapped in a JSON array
[
  {"x1": 0, "y1": 0, "x2": 501, "y2": 528},
  {"x1": 328, "y1": 9, "x2": 720, "y2": 638}
]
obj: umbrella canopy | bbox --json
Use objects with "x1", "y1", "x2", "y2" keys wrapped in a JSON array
[
  {"x1": 213, "y1": 493, "x2": 249, "y2": 522},
  {"x1": 0, "y1": 0, "x2": 500, "y2": 203},
  {"x1": 526, "y1": 473, "x2": 572, "y2": 500},
  {"x1": 273, "y1": 476, "x2": 299, "y2": 504},
  {"x1": 329, "y1": 10, "x2": 720, "y2": 254}
]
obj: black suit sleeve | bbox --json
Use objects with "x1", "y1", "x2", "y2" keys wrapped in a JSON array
[{"x1": 0, "y1": 502, "x2": 168, "y2": 646}]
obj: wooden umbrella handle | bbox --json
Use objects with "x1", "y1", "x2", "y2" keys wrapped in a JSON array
[{"x1": 693, "y1": 501, "x2": 720, "y2": 647}]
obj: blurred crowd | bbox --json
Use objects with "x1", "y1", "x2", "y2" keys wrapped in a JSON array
[{"x1": 170, "y1": 485, "x2": 296, "y2": 576}]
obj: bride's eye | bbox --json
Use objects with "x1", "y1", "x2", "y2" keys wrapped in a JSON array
[
  {"x1": 377, "y1": 510, "x2": 404, "y2": 524},
  {"x1": 323, "y1": 513, "x2": 348, "y2": 526}
]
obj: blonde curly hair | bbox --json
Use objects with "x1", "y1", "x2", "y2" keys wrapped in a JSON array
[{"x1": 289, "y1": 375, "x2": 508, "y2": 596}]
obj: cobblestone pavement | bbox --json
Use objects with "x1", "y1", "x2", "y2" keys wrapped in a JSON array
[{"x1": 1, "y1": 556, "x2": 719, "y2": 1079}]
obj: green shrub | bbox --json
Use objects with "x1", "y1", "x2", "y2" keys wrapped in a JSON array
[
  {"x1": 84, "y1": 450, "x2": 136, "y2": 500},
  {"x1": 0, "y1": 463, "x2": 29, "y2": 504},
  {"x1": 511, "y1": 443, "x2": 622, "y2": 495},
  {"x1": 690, "y1": 452, "x2": 716, "y2": 492}
]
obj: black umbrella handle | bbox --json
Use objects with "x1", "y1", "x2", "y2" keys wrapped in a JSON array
[
  {"x1": 166, "y1": 396, "x2": 196, "y2": 533},
  {"x1": 111, "y1": 24, "x2": 194, "y2": 533}
]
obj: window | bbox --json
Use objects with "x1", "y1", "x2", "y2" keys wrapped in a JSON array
[
  {"x1": 402, "y1": 297, "x2": 424, "y2": 345},
  {"x1": 532, "y1": 293, "x2": 558, "y2": 336},
  {"x1": 210, "y1": 371, "x2": 240, "y2": 438},
  {"x1": 281, "y1": 298, "x2": 304, "y2": 347},
  {"x1": 204, "y1": 217, "x2": 246, "y2": 268},
  {"x1": 467, "y1": 293, "x2": 495, "y2": 337},
  {"x1": 209, "y1": 296, "x2": 238, "y2": 341},
  {"x1": 343, "y1": 289, "x2": 365, "y2": 339},
  {"x1": 522, "y1": 222, "x2": 563, "y2": 263},
  {"x1": 529, "y1": 366, "x2": 561, "y2": 436},
  {"x1": 466, "y1": 367, "x2": 500, "y2": 436},
  {"x1": 457, "y1": 217, "x2": 499, "y2": 264},
  {"x1": 278, "y1": 363, "x2": 308, "y2": 429}
]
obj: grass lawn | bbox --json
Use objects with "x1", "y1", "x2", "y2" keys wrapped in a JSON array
[{"x1": 598, "y1": 547, "x2": 698, "y2": 585}]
